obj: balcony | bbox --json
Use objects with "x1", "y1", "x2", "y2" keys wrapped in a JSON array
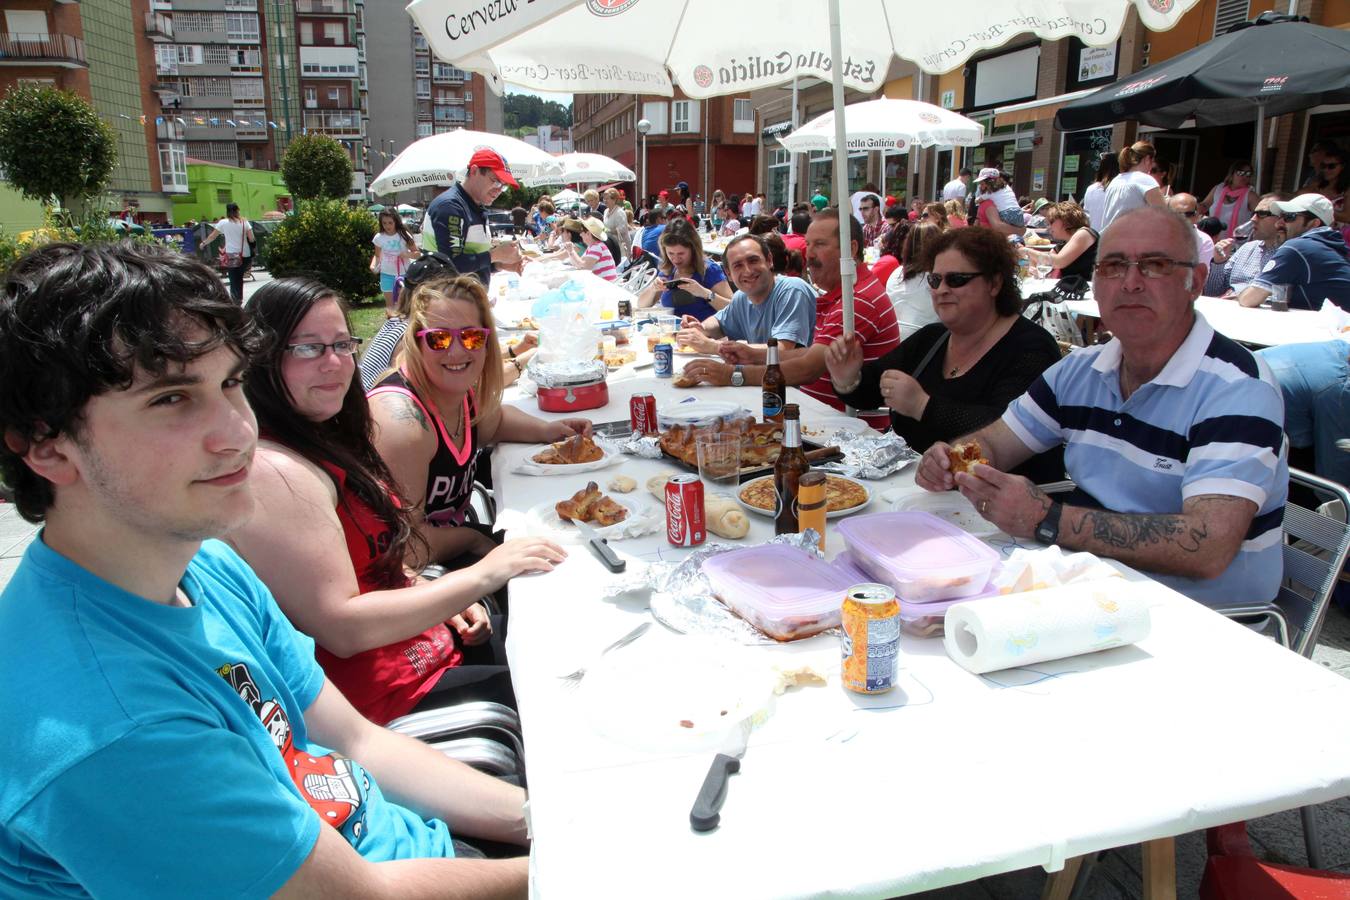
[
  {"x1": 432, "y1": 96, "x2": 463, "y2": 106},
  {"x1": 296, "y1": 0, "x2": 356, "y2": 14},
  {"x1": 156, "y1": 119, "x2": 186, "y2": 141},
  {"x1": 235, "y1": 122, "x2": 268, "y2": 141},
  {"x1": 303, "y1": 108, "x2": 361, "y2": 137},
  {"x1": 431, "y1": 67, "x2": 465, "y2": 84},
  {"x1": 144, "y1": 12, "x2": 174, "y2": 42},
  {"x1": 0, "y1": 33, "x2": 88, "y2": 69}
]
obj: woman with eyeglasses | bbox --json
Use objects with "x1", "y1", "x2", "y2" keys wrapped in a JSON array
[
  {"x1": 1101, "y1": 141, "x2": 1166, "y2": 231},
  {"x1": 829, "y1": 228, "x2": 1063, "y2": 482},
  {"x1": 1199, "y1": 161, "x2": 1257, "y2": 240},
  {"x1": 229, "y1": 278, "x2": 567, "y2": 724},
  {"x1": 369, "y1": 273, "x2": 590, "y2": 576}
]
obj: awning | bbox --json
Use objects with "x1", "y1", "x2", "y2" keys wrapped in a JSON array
[
  {"x1": 993, "y1": 88, "x2": 1100, "y2": 127},
  {"x1": 762, "y1": 120, "x2": 794, "y2": 139}
]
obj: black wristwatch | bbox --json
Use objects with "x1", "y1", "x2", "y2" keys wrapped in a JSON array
[{"x1": 1034, "y1": 501, "x2": 1063, "y2": 545}]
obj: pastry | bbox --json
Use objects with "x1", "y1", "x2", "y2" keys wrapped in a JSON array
[
  {"x1": 673, "y1": 371, "x2": 700, "y2": 388},
  {"x1": 704, "y1": 494, "x2": 750, "y2": 539},
  {"x1": 947, "y1": 441, "x2": 989, "y2": 476},
  {"x1": 532, "y1": 433, "x2": 604, "y2": 465},
  {"x1": 603, "y1": 348, "x2": 638, "y2": 368},
  {"x1": 657, "y1": 421, "x2": 783, "y2": 469},
  {"x1": 555, "y1": 481, "x2": 628, "y2": 527},
  {"x1": 607, "y1": 475, "x2": 636, "y2": 493}
]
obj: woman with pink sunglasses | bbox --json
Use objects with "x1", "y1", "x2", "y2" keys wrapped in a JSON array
[{"x1": 369, "y1": 274, "x2": 592, "y2": 570}]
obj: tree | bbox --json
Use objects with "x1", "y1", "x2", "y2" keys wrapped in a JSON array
[
  {"x1": 503, "y1": 94, "x2": 572, "y2": 131},
  {"x1": 0, "y1": 84, "x2": 116, "y2": 210},
  {"x1": 280, "y1": 134, "x2": 354, "y2": 201},
  {"x1": 264, "y1": 200, "x2": 378, "y2": 303}
]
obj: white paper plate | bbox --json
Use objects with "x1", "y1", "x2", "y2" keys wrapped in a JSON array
[
  {"x1": 799, "y1": 416, "x2": 872, "y2": 443},
  {"x1": 656, "y1": 400, "x2": 746, "y2": 428},
  {"x1": 515, "y1": 441, "x2": 620, "y2": 475},
  {"x1": 735, "y1": 475, "x2": 871, "y2": 520},
  {"x1": 578, "y1": 638, "x2": 777, "y2": 753},
  {"x1": 892, "y1": 490, "x2": 999, "y2": 538},
  {"x1": 524, "y1": 494, "x2": 656, "y2": 542}
]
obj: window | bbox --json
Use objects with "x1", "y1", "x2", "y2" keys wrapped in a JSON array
[
  {"x1": 324, "y1": 22, "x2": 344, "y2": 43},
  {"x1": 417, "y1": 122, "x2": 433, "y2": 138},
  {"x1": 225, "y1": 13, "x2": 259, "y2": 42},
  {"x1": 176, "y1": 44, "x2": 204, "y2": 65},
  {"x1": 188, "y1": 76, "x2": 230, "y2": 96},
  {"x1": 733, "y1": 98, "x2": 755, "y2": 134},
  {"x1": 155, "y1": 45, "x2": 178, "y2": 74},
  {"x1": 216, "y1": 189, "x2": 233, "y2": 204},
  {"x1": 231, "y1": 78, "x2": 264, "y2": 100},
  {"x1": 1214, "y1": 0, "x2": 1250, "y2": 36},
  {"x1": 327, "y1": 87, "x2": 341, "y2": 102},
  {"x1": 204, "y1": 45, "x2": 230, "y2": 66},
  {"x1": 158, "y1": 142, "x2": 188, "y2": 192},
  {"x1": 225, "y1": 0, "x2": 258, "y2": 9},
  {"x1": 170, "y1": 12, "x2": 224, "y2": 32},
  {"x1": 463, "y1": 91, "x2": 472, "y2": 102},
  {"x1": 413, "y1": 33, "x2": 428, "y2": 51},
  {"x1": 231, "y1": 47, "x2": 261, "y2": 67},
  {"x1": 299, "y1": 21, "x2": 314, "y2": 44},
  {"x1": 672, "y1": 100, "x2": 699, "y2": 133},
  {"x1": 415, "y1": 78, "x2": 430, "y2": 98},
  {"x1": 5, "y1": 9, "x2": 48, "y2": 37},
  {"x1": 641, "y1": 100, "x2": 667, "y2": 135},
  {"x1": 413, "y1": 58, "x2": 429, "y2": 77},
  {"x1": 304, "y1": 86, "x2": 317, "y2": 107}
]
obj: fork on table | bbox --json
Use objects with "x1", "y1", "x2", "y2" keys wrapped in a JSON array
[{"x1": 558, "y1": 621, "x2": 651, "y2": 683}]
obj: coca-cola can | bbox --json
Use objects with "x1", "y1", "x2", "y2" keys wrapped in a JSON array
[
  {"x1": 629, "y1": 392, "x2": 658, "y2": 435},
  {"x1": 665, "y1": 474, "x2": 706, "y2": 547}
]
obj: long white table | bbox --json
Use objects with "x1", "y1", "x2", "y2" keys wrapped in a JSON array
[
  {"x1": 495, "y1": 374, "x2": 1350, "y2": 899},
  {"x1": 1062, "y1": 295, "x2": 1345, "y2": 349}
]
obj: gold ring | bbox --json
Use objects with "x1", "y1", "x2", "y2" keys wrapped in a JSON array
[{"x1": 980, "y1": 500, "x2": 989, "y2": 514}]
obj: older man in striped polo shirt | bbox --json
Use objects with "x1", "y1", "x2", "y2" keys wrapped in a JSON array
[{"x1": 917, "y1": 207, "x2": 1287, "y2": 608}]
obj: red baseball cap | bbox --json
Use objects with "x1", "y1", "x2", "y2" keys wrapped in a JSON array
[
  {"x1": 467, "y1": 148, "x2": 519, "y2": 188},
  {"x1": 658, "y1": 189, "x2": 669, "y2": 197}
]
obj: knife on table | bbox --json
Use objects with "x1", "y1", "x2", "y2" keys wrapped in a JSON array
[
  {"x1": 689, "y1": 716, "x2": 752, "y2": 832},
  {"x1": 569, "y1": 518, "x2": 626, "y2": 572}
]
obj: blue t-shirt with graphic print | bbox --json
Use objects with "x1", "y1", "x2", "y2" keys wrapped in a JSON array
[{"x1": 0, "y1": 537, "x2": 453, "y2": 899}]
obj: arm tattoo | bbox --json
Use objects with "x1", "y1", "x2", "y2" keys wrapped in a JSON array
[
  {"x1": 380, "y1": 395, "x2": 430, "y2": 432},
  {"x1": 1068, "y1": 511, "x2": 1208, "y2": 554}
]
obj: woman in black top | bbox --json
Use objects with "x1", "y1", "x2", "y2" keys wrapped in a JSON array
[
  {"x1": 829, "y1": 227, "x2": 1064, "y2": 484},
  {"x1": 1020, "y1": 201, "x2": 1098, "y2": 281}
]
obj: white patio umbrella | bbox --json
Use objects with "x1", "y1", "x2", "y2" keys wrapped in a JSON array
[
  {"x1": 369, "y1": 128, "x2": 564, "y2": 195},
  {"x1": 550, "y1": 188, "x2": 581, "y2": 205},
  {"x1": 408, "y1": 0, "x2": 1199, "y2": 335},
  {"x1": 550, "y1": 152, "x2": 636, "y2": 185},
  {"x1": 780, "y1": 98, "x2": 984, "y2": 154}
]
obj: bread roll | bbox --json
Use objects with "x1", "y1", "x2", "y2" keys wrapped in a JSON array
[
  {"x1": 646, "y1": 473, "x2": 672, "y2": 499},
  {"x1": 607, "y1": 474, "x2": 636, "y2": 493},
  {"x1": 705, "y1": 494, "x2": 750, "y2": 540}
]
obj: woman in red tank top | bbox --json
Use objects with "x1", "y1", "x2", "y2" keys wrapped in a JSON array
[{"x1": 228, "y1": 278, "x2": 567, "y2": 725}]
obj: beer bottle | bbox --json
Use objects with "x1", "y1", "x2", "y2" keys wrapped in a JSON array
[
  {"x1": 773, "y1": 404, "x2": 810, "y2": 535},
  {"x1": 797, "y1": 471, "x2": 827, "y2": 551},
  {"x1": 762, "y1": 338, "x2": 785, "y2": 425}
]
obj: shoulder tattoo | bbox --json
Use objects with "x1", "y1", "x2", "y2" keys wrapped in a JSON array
[{"x1": 378, "y1": 394, "x2": 430, "y2": 433}]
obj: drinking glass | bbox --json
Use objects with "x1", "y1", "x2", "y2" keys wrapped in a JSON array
[
  {"x1": 696, "y1": 433, "x2": 742, "y2": 491},
  {"x1": 1034, "y1": 262, "x2": 1053, "y2": 281}
]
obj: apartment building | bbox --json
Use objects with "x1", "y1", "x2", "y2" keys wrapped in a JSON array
[
  {"x1": 572, "y1": 90, "x2": 758, "y2": 207},
  {"x1": 294, "y1": 0, "x2": 367, "y2": 197},
  {"x1": 364, "y1": 20, "x2": 501, "y2": 201},
  {"x1": 0, "y1": 0, "x2": 184, "y2": 226}
]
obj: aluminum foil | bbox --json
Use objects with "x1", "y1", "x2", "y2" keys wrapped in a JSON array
[
  {"x1": 813, "y1": 430, "x2": 920, "y2": 480},
  {"x1": 644, "y1": 533, "x2": 837, "y2": 645},
  {"x1": 618, "y1": 433, "x2": 664, "y2": 459},
  {"x1": 527, "y1": 358, "x2": 606, "y2": 388}
]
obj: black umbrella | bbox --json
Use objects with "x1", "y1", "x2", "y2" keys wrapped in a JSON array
[{"x1": 1056, "y1": 14, "x2": 1350, "y2": 131}]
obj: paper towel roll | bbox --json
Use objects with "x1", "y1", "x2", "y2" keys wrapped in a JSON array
[{"x1": 942, "y1": 579, "x2": 1152, "y2": 674}]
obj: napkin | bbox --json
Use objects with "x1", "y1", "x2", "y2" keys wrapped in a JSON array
[
  {"x1": 943, "y1": 578, "x2": 1151, "y2": 675},
  {"x1": 990, "y1": 546, "x2": 1122, "y2": 594}
]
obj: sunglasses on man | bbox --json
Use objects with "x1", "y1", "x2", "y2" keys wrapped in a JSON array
[{"x1": 417, "y1": 326, "x2": 493, "y2": 353}]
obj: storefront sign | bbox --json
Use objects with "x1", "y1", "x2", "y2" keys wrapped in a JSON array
[
  {"x1": 1032, "y1": 168, "x2": 1045, "y2": 192},
  {"x1": 1078, "y1": 45, "x2": 1115, "y2": 82},
  {"x1": 1064, "y1": 155, "x2": 1079, "y2": 173},
  {"x1": 1062, "y1": 176, "x2": 1078, "y2": 195}
]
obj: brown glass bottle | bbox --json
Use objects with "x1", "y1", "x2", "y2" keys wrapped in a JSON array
[
  {"x1": 762, "y1": 338, "x2": 785, "y2": 425},
  {"x1": 773, "y1": 404, "x2": 810, "y2": 535}
]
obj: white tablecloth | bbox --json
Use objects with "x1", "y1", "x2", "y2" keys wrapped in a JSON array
[
  {"x1": 1063, "y1": 296, "x2": 1344, "y2": 348},
  {"x1": 494, "y1": 374, "x2": 1350, "y2": 899}
]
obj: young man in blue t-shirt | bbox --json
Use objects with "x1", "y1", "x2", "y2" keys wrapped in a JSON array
[{"x1": 0, "y1": 243, "x2": 528, "y2": 898}]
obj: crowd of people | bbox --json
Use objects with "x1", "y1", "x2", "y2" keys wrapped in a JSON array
[{"x1": 5, "y1": 132, "x2": 1350, "y2": 897}]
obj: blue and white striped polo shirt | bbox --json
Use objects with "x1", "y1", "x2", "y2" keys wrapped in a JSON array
[{"x1": 1003, "y1": 315, "x2": 1287, "y2": 608}]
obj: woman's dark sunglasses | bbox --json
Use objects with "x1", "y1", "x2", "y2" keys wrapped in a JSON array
[{"x1": 926, "y1": 271, "x2": 983, "y2": 290}]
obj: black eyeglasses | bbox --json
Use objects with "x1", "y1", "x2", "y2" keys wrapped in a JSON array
[
  {"x1": 285, "y1": 338, "x2": 363, "y2": 359},
  {"x1": 1252, "y1": 210, "x2": 1276, "y2": 219},
  {"x1": 1279, "y1": 212, "x2": 1305, "y2": 223},
  {"x1": 1233, "y1": 170, "x2": 1253, "y2": 177},
  {"x1": 1094, "y1": 257, "x2": 1197, "y2": 279},
  {"x1": 926, "y1": 271, "x2": 983, "y2": 289}
]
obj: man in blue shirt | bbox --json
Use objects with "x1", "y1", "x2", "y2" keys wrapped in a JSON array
[
  {"x1": 428, "y1": 147, "x2": 523, "y2": 286},
  {"x1": 0, "y1": 243, "x2": 528, "y2": 897},
  {"x1": 676, "y1": 234, "x2": 815, "y2": 352},
  {"x1": 1238, "y1": 193, "x2": 1350, "y2": 311},
  {"x1": 916, "y1": 208, "x2": 1287, "y2": 608},
  {"x1": 639, "y1": 209, "x2": 668, "y2": 258}
]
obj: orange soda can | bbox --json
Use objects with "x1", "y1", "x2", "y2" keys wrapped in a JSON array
[{"x1": 840, "y1": 583, "x2": 900, "y2": 693}]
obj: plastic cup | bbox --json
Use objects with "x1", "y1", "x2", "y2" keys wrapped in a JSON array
[
  {"x1": 657, "y1": 314, "x2": 681, "y2": 335},
  {"x1": 696, "y1": 433, "x2": 741, "y2": 491}
]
